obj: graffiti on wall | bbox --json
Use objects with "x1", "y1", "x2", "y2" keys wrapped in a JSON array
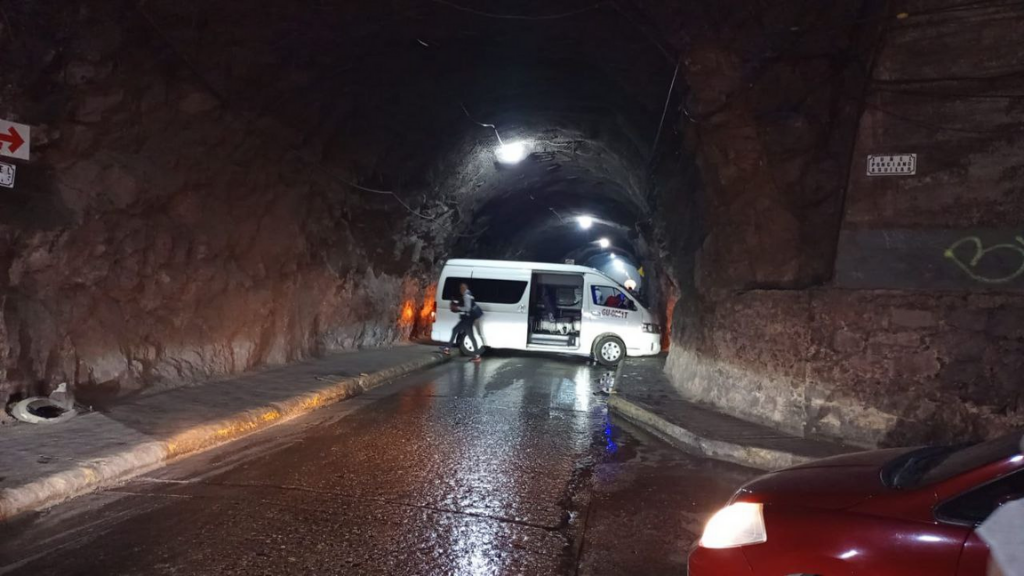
[
  {"x1": 944, "y1": 235, "x2": 1024, "y2": 284},
  {"x1": 834, "y1": 229, "x2": 1024, "y2": 291}
]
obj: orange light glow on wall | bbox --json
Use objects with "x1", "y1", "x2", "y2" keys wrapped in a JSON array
[
  {"x1": 399, "y1": 300, "x2": 416, "y2": 326},
  {"x1": 420, "y1": 284, "x2": 437, "y2": 321},
  {"x1": 662, "y1": 290, "x2": 677, "y2": 351}
]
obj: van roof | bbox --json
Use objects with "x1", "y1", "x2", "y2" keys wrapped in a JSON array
[
  {"x1": 442, "y1": 259, "x2": 645, "y2": 310},
  {"x1": 443, "y1": 258, "x2": 602, "y2": 276}
]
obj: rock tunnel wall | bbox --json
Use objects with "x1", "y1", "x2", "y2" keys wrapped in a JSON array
[
  {"x1": 2, "y1": 0, "x2": 1020, "y2": 448},
  {"x1": 0, "y1": 6, "x2": 438, "y2": 407},
  {"x1": 664, "y1": 0, "x2": 1024, "y2": 446}
]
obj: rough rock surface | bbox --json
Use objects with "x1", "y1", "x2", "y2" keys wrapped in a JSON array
[
  {"x1": 0, "y1": 5, "x2": 439, "y2": 407},
  {"x1": 642, "y1": 0, "x2": 879, "y2": 292},
  {"x1": 663, "y1": 0, "x2": 1024, "y2": 446},
  {"x1": 668, "y1": 290, "x2": 1024, "y2": 447},
  {"x1": 2, "y1": 0, "x2": 1021, "y2": 448}
]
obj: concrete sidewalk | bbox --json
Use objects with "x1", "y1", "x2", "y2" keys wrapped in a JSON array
[
  {"x1": 609, "y1": 356, "x2": 856, "y2": 470},
  {"x1": 0, "y1": 344, "x2": 448, "y2": 521}
]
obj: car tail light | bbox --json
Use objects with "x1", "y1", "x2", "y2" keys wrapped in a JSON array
[
  {"x1": 699, "y1": 502, "x2": 767, "y2": 549},
  {"x1": 643, "y1": 323, "x2": 660, "y2": 334}
]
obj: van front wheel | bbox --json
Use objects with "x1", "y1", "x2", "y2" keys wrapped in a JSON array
[{"x1": 594, "y1": 336, "x2": 626, "y2": 367}]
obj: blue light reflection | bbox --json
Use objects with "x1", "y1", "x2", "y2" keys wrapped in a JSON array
[{"x1": 603, "y1": 416, "x2": 619, "y2": 455}]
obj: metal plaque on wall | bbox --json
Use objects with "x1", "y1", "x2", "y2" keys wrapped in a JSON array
[
  {"x1": 867, "y1": 154, "x2": 916, "y2": 176},
  {"x1": 0, "y1": 161, "x2": 14, "y2": 188}
]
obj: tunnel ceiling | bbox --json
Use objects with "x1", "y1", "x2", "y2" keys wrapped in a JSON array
[{"x1": 140, "y1": 0, "x2": 683, "y2": 263}]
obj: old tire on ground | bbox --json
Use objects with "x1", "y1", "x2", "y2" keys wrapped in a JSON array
[{"x1": 594, "y1": 335, "x2": 626, "y2": 367}]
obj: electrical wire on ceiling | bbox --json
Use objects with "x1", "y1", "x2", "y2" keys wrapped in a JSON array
[
  {"x1": 460, "y1": 103, "x2": 504, "y2": 145},
  {"x1": 649, "y1": 59, "x2": 680, "y2": 165}
]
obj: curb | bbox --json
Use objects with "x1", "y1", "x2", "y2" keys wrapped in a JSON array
[
  {"x1": 607, "y1": 395, "x2": 817, "y2": 471},
  {"x1": 0, "y1": 352, "x2": 449, "y2": 522}
]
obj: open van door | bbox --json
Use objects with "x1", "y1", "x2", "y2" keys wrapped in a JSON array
[
  {"x1": 433, "y1": 263, "x2": 475, "y2": 345},
  {"x1": 472, "y1": 269, "x2": 531, "y2": 351}
]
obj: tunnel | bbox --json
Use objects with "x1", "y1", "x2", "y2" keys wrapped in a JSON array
[{"x1": 1, "y1": 0, "x2": 1022, "y2": 447}]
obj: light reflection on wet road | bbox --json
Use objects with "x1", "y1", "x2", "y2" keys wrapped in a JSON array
[{"x1": 0, "y1": 353, "x2": 757, "y2": 575}]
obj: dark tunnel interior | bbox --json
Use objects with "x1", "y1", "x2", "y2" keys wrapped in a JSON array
[
  {"x1": 146, "y1": 0, "x2": 687, "y2": 260},
  {"x1": 2, "y1": 0, "x2": 1023, "y2": 448}
]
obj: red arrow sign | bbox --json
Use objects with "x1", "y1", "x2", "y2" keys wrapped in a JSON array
[{"x1": 0, "y1": 126, "x2": 24, "y2": 154}]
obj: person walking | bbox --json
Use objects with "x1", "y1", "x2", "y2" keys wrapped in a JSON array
[{"x1": 443, "y1": 282, "x2": 483, "y2": 363}]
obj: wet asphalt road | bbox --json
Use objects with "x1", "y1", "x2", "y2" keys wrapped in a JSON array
[{"x1": 0, "y1": 354, "x2": 757, "y2": 576}]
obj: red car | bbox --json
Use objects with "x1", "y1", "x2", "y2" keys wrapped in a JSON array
[{"x1": 689, "y1": 431, "x2": 1024, "y2": 575}]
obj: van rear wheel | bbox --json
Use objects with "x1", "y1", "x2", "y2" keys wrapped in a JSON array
[
  {"x1": 459, "y1": 333, "x2": 478, "y2": 357},
  {"x1": 594, "y1": 336, "x2": 625, "y2": 367}
]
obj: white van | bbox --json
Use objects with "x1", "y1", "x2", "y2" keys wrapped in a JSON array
[{"x1": 431, "y1": 259, "x2": 662, "y2": 366}]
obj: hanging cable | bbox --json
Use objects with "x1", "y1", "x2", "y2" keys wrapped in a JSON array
[
  {"x1": 607, "y1": 1, "x2": 674, "y2": 62},
  {"x1": 460, "y1": 103, "x2": 504, "y2": 145},
  {"x1": 649, "y1": 59, "x2": 681, "y2": 165}
]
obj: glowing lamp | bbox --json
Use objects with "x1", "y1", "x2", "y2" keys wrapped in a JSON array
[
  {"x1": 700, "y1": 503, "x2": 767, "y2": 549},
  {"x1": 495, "y1": 141, "x2": 528, "y2": 164}
]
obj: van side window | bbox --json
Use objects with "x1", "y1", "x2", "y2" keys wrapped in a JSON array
[
  {"x1": 443, "y1": 277, "x2": 528, "y2": 304},
  {"x1": 442, "y1": 277, "x2": 470, "y2": 301},
  {"x1": 591, "y1": 285, "x2": 635, "y2": 310}
]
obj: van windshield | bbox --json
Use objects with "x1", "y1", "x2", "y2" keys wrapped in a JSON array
[
  {"x1": 591, "y1": 286, "x2": 636, "y2": 311},
  {"x1": 604, "y1": 276, "x2": 643, "y2": 309}
]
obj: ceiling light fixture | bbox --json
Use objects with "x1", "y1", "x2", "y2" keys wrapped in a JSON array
[
  {"x1": 495, "y1": 141, "x2": 528, "y2": 164},
  {"x1": 576, "y1": 215, "x2": 594, "y2": 229},
  {"x1": 598, "y1": 238, "x2": 610, "y2": 249}
]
